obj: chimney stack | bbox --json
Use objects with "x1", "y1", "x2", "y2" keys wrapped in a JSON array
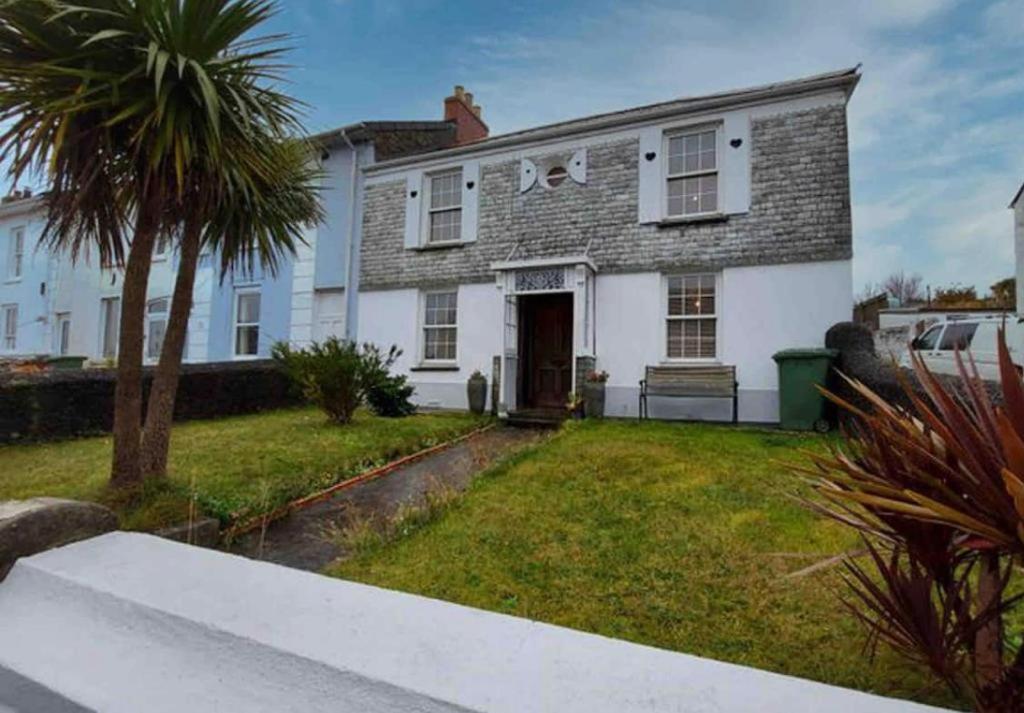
[{"x1": 444, "y1": 85, "x2": 488, "y2": 146}]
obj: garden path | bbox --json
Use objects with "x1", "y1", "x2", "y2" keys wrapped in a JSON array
[{"x1": 225, "y1": 425, "x2": 546, "y2": 571}]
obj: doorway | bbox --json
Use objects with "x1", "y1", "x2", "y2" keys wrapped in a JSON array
[{"x1": 517, "y1": 293, "x2": 573, "y2": 410}]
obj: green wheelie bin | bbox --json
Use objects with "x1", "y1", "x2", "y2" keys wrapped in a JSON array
[{"x1": 772, "y1": 348, "x2": 839, "y2": 432}]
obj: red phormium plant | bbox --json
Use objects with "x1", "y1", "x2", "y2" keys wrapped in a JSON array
[{"x1": 797, "y1": 331, "x2": 1024, "y2": 711}]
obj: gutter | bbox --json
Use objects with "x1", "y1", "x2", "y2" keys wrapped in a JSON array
[
  {"x1": 338, "y1": 129, "x2": 361, "y2": 341},
  {"x1": 365, "y1": 68, "x2": 861, "y2": 174}
]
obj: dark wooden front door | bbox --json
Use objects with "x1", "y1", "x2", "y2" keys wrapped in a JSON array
[{"x1": 519, "y1": 293, "x2": 573, "y2": 410}]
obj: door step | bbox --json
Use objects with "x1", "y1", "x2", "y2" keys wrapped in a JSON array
[{"x1": 506, "y1": 409, "x2": 567, "y2": 429}]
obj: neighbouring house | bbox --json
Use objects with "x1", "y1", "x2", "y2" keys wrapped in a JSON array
[
  {"x1": 0, "y1": 191, "x2": 48, "y2": 358},
  {"x1": 357, "y1": 68, "x2": 860, "y2": 422},
  {"x1": 0, "y1": 190, "x2": 214, "y2": 365},
  {"x1": 0, "y1": 90, "x2": 481, "y2": 365},
  {"x1": 213, "y1": 116, "x2": 465, "y2": 361},
  {"x1": 1013, "y1": 181, "x2": 1024, "y2": 314}
]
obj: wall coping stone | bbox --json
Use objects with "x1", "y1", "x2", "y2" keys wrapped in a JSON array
[{"x1": 0, "y1": 532, "x2": 951, "y2": 713}]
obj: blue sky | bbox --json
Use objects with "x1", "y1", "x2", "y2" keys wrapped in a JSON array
[
  {"x1": 262, "y1": 0, "x2": 1024, "y2": 297},
  {"x1": 7, "y1": 0, "x2": 1023, "y2": 296}
]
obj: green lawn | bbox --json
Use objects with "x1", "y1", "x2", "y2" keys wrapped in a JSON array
[
  {"x1": 328, "y1": 419, "x2": 962, "y2": 710},
  {"x1": 0, "y1": 408, "x2": 488, "y2": 531}
]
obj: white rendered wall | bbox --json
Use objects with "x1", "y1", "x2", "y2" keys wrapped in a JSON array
[
  {"x1": 358, "y1": 282, "x2": 502, "y2": 410},
  {"x1": 0, "y1": 533, "x2": 950, "y2": 713},
  {"x1": 597, "y1": 260, "x2": 852, "y2": 421}
]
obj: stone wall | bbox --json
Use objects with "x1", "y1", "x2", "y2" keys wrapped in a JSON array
[{"x1": 360, "y1": 104, "x2": 852, "y2": 291}]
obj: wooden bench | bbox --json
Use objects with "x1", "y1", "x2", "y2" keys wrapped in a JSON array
[{"x1": 639, "y1": 365, "x2": 738, "y2": 423}]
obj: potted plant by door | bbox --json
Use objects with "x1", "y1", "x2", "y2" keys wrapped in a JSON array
[
  {"x1": 467, "y1": 370, "x2": 488, "y2": 415},
  {"x1": 583, "y1": 370, "x2": 608, "y2": 419}
]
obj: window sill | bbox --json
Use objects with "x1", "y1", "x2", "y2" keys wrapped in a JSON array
[
  {"x1": 411, "y1": 364, "x2": 460, "y2": 372},
  {"x1": 658, "y1": 213, "x2": 728, "y2": 227},
  {"x1": 411, "y1": 241, "x2": 466, "y2": 252},
  {"x1": 4, "y1": 278, "x2": 22, "y2": 285}
]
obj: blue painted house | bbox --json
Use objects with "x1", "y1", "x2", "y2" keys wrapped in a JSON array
[{"x1": 0, "y1": 89, "x2": 483, "y2": 365}]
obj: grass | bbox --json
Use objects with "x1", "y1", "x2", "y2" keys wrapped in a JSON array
[
  {"x1": 327, "y1": 419, "x2": 964, "y2": 710},
  {"x1": 0, "y1": 407, "x2": 488, "y2": 531}
]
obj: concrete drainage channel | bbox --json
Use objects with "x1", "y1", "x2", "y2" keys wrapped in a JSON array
[{"x1": 225, "y1": 424, "x2": 547, "y2": 571}]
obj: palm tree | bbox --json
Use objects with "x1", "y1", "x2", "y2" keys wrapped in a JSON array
[
  {"x1": 0, "y1": 0, "x2": 311, "y2": 487},
  {"x1": 140, "y1": 137, "x2": 322, "y2": 478}
]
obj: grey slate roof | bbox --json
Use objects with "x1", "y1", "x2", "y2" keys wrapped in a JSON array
[{"x1": 365, "y1": 66, "x2": 861, "y2": 172}]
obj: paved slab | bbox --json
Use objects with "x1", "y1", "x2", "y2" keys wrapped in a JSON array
[{"x1": 227, "y1": 425, "x2": 546, "y2": 570}]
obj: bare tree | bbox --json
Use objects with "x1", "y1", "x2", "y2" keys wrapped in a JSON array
[{"x1": 881, "y1": 270, "x2": 925, "y2": 305}]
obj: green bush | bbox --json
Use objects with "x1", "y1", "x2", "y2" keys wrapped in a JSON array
[
  {"x1": 362, "y1": 344, "x2": 416, "y2": 418},
  {"x1": 272, "y1": 339, "x2": 415, "y2": 424}
]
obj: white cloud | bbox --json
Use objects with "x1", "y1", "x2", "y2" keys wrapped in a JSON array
[{"x1": 458, "y1": 0, "x2": 1022, "y2": 294}]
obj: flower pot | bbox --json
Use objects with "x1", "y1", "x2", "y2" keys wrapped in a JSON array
[
  {"x1": 467, "y1": 375, "x2": 488, "y2": 415},
  {"x1": 583, "y1": 381, "x2": 605, "y2": 419}
]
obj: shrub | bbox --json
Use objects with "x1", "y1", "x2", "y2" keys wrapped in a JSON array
[
  {"x1": 272, "y1": 338, "x2": 364, "y2": 424},
  {"x1": 361, "y1": 344, "x2": 416, "y2": 418},
  {"x1": 798, "y1": 332, "x2": 1024, "y2": 711},
  {"x1": 272, "y1": 339, "x2": 415, "y2": 423},
  {"x1": 367, "y1": 374, "x2": 416, "y2": 418}
]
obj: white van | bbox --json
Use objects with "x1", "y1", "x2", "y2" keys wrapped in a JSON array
[{"x1": 902, "y1": 316, "x2": 1024, "y2": 381}]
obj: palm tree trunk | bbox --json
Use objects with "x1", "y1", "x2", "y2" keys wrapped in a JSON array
[
  {"x1": 110, "y1": 200, "x2": 160, "y2": 488},
  {"x1": 140, "y1": 218, "x2": 201, "y2": 479}
]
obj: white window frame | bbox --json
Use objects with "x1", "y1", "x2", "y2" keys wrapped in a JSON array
[
  {"x1": 422, "y1": 168, "x2": 463, "y2": 246},
  {"x1": 419, "y1": 288, "x2": 458, "y2": 365},
  {"x1": 232, "y1": 287, "x2": 261, "y2": 360},
  {"x1": 2, "y1": 304, "x2": 17, "y2": 351},
  {"x1": 100, "y1": 296, "x2": 120, "y2": 360},
  {"x1": 7, "y1": 226, "x2": 25, "y2": 281},
  {"x1": 145, "y1": 297, "x2": 169, "y2": 361},
  {"x1": 662, "y1": 273, "x2": 721, "y2": 363},
  {"x1": 152, "y1": 233, "x2": 170, "y2": 261},
  {"x1": 662, "y1": 124, "x2": 722, "y2": 219}
]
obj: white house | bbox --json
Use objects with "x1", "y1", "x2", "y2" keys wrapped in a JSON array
[{"x1": 357, "y1": 69, "x2": 860, "y2": 422}]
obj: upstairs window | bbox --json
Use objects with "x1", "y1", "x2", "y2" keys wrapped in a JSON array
[
  {"x1": 234, "y1": 289, "x2": 261, "y2": 357},
  {"x1": 665, "y1": 129, "x2": 718, "y2": 217},
  {"x1": 427, "y1": 169, "x2": 462, "y2": 244},
  {"x1": 7, "y1": 227, "x2": 24, "y2": 280},
  {"x1": 422, "y1": 290, "x2": 457, "y2": 362},
  {"x1": 666, "y1": 274, "x2": 717, "y2": 360},
  {"x1": 2, "y1": 304, "x2": 16, "y2": 351}
]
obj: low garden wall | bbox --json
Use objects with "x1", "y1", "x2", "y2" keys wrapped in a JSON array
[{"x1": 0, "y1": 360, "x2": 301, "y2": 443}]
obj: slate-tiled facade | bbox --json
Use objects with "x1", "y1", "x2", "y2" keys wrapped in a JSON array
[{"x1": 360, "y1": 104, "x2": 851, "y2": 291}]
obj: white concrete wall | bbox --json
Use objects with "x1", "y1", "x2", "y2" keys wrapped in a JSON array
[
  {"x1": 597, "y1": 260, "x2": 851, "y2": 422},
  {"x1": 359, "y1": 282, "x2": 502, "y2": 410},
  {"x1": 0, "y1": 533, "x2": 950, "y2": 713}
]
